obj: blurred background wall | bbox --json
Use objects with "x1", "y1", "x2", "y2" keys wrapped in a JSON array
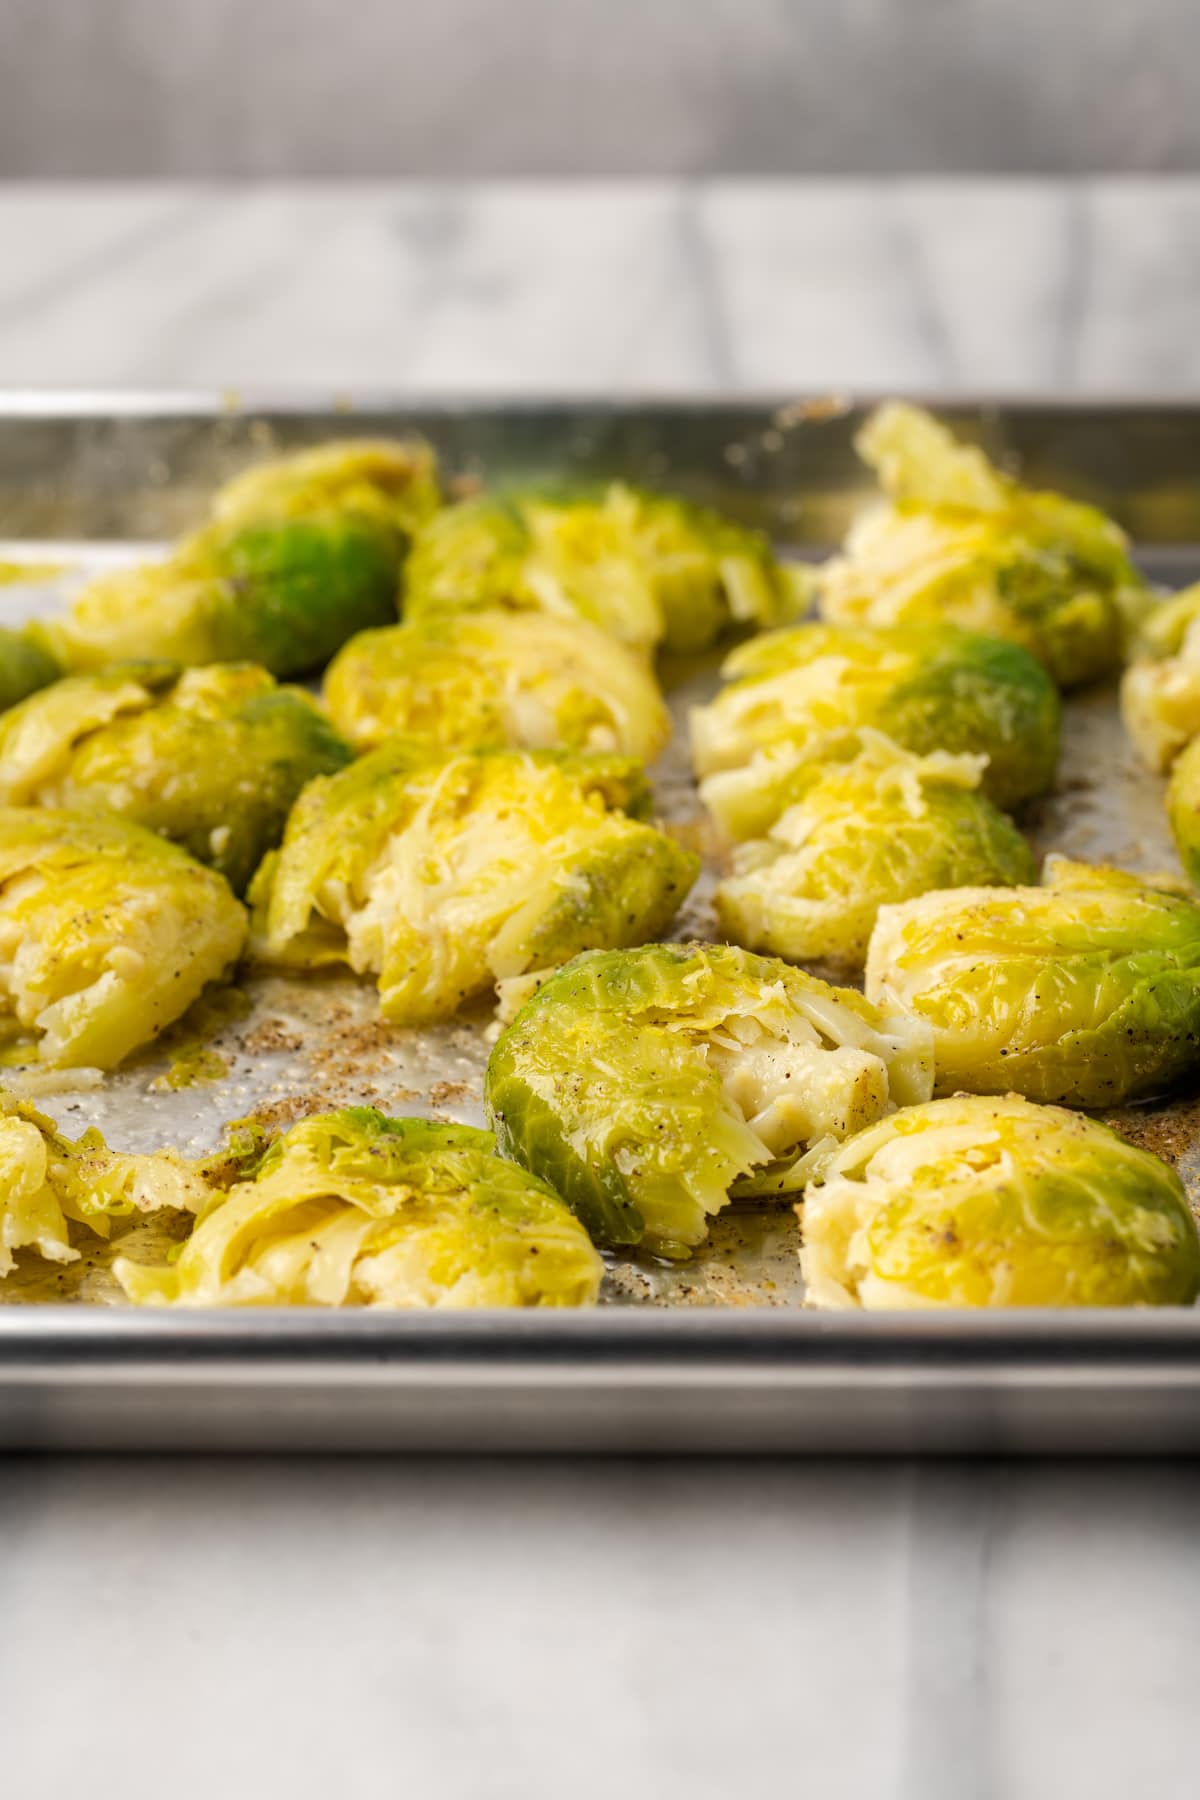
[{"x1": 3, "y1": 0, "x2": 1199, "y2": 178}]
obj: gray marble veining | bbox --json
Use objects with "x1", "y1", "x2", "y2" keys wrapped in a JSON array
[
  {"x1": 6, "y1": 179, "x2": 1200, "y2": 396},
  {"x1": 3, "y1": 182, "x2": 1200, "y2": 1800}
]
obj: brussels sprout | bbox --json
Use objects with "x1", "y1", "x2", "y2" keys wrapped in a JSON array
[
  {"x1": 324, "y1": 608, "x2": 671, "y2": 761},
  {"x1": 0, "y1": 1090, "x2": 208, "y2": 1278},
  {"x1": 0, "y1": 663, "x2": 353, "y2": 894},
  {"x1": 816, "y1": 404, "x2": 1147, "y2": 688},
  {"x1": 249, "y1": 746, "x2": 698, "y2": 1025},
  {"x1": 692, "y1": 620, "x2": 1059, "y2": 838},
  {"x1": 715, "y1": 734, "x2": 1035, "y2": 971},
  {"x1": 485, "y1": 941, "x2": 934, "y2": 1258},
  {"x1": 0, "y1": 626, "x2": 60, "y2": 713},
  {"x1": 1120, "y1": 585, "x2": 1200, "y2": 771},
  {"x1": 800, "y1": 1095, "x2": 1200, "y2": 1309},
  {"x1": 47, "y1": 433, "x2": 438, "y2": 680},
  {"x1": 49, "y1": 515, "x2": 402, "y2": 678},
  {"x1": 866, "y1": 856, "x2": 1200, "y2": 1107},
  {"x1": 114, "y1": 1109, "x2": 602, "y2": 1308},
  {"x1": 0, "y1": 808, "x2": 247, "y2": 1069},
  {"x1": 404, "y1": 484, "x2": 808, "y2": 654},
  {"x1": 1166, "y1": 734, "x2": 1200, "y2": 887},
  {"x1": 213, "y1": 437, "x2": 440, "y2": 540}
]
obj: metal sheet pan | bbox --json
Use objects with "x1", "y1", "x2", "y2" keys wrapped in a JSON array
[{"x1": 3, "y1": 391, "x2": 1200, "y2": 1454}]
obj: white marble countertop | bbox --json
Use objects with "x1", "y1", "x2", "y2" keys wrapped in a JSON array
[
  {"x1": 5, "y1": 181, "x2": 1200, "y2": 1800},
  {"x1": 5, "y1": 178, "x2": 1200, "y2": 396}
]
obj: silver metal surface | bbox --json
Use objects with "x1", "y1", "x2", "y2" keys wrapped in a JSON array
[
  {"x1": 6, "y1": 1309, "x2": 1200, "y2": 1454},
  {"x1": 1, "y1": 392, "x2": 1199, "y2": 1453}
]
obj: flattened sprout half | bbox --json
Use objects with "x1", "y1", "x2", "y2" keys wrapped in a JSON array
[
  {"x1": 691, "y1": 620, "x2": 1059, "y2": 838},
  {"x1": 1166, "y1": 734, "x2": 1200, "y2": 889},
  {"x1": 56, "y1": 438, "x2": 440, "y2": 682},
  {"x1": 114, "y1": 1109, "x2": 602, "y2": 1308},
  {"x1": 212, "y1": 438, "x2": 440, "y2": 540},
  {"x1": 49, "y1": 440, "x2": 434, "y2": 681},
  {"x1": 485, "y1": 941, "x2": 934, "y2": 1259},
  {"x1": 0, "y1": 809, "x2": 247, "y2": 1069},
  {"x1": 800, "y1": 1095, "x2": 1200, "y2": 1310},
  {"x1": 403, "y1": 484, "x2": 808, "y2": 654},
  {"x1": 0, "y1": 1091, "x2": 208, "y2": 1278},
  {"x1": 49, "y1": 513, "x2": 403, "y2": 679},
  {"x1": 715, "y1": 733, "x2": 1035, "y2": 972},
  {"x1": 866, "y1": 857, "x2": 1200, "y2": 1107},
  {"x1": 0, "y1": 663, "x2": 353, "y2": 894},
  {"x1": 249, "y1": 747, "x2": 698, "y2": 1025},
  {"x1": 816, "y1": 404, "x2": 1147, "y2": 688},
  {"x1": 1120, "y1": 585, "x2": 1200, "y2": 771},
  {"x1": 324, "y1": 608, "x2": 670, "y2": 761},
  {"x1": 0, "y1": 627, "x2": 60, "y2": 714}
]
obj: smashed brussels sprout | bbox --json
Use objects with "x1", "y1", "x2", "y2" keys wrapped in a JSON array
[
  {"x1": 403, "y1": 484, "x2": 807, "y2": 654},
  {"x1": 1120, "y1": 585, "x2": 1200, "y2": 771},
  {"x1": 715, "y1": 734, "x2": 1035, "y2": 972},
  {"x1": 114, "y1": 1109, "x2": 601, "y2": 1308},
  {"x1": 866, "y1": 857, "x2": 1200, "y2": 1106},
  {"x1": 800, "y1": 1095, "x2": 1200, "y2": 1310},
  {"x1": 0, "y1": 626, "x2": 60, "y2": 713},
  {"x1": 212, "y1": 437, "x2": 440, "y2": 539},
  {"x1": 485, "y1": 942, "x2": 934, "y2": 1258},
  {"x1": 0, "y1": 663, "x2": 353, "y2": 894},
  {"x1": 48, "y1": 428, "x2": 438, "y2": 679},
  {"x1": 49, "y1": 516, "x2": 402, "y2": 678},
  {"x1": 324, "y1": 608, "x2": 671, "y2": 761},
  {"x1": 249, "y1": 747, "x2": 698, "y2": 1025},
  {"x1": 0, "y1": 1091, "x2": 208, "y2": 1277},
  {"x1": 816, "y1": 404, "x2": 1147, "y2": 687},
  {"x1": 1166, "y1": 734, "x2": 1200, "y2": 888},
  {"x1": 691, "y1": 620, "x2": 1059, "y2": 839},
  {"x1": 0, "y1": 809, "x2": 247, "y2": 1069}
]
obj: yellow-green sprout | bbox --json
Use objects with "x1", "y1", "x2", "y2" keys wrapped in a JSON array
[
  {"x1": 485, "y1": 941, "x2": 934, "y2": 1259},
  {"x1": 212, "y1": 437, "x2": 440, "y2": 538},
  {"x1": 1121, "y1": 585, "x2": 1200, "y2": 771},
  {"x1": 48, "y1": 516, "x2": 403, "y2": 678},
  {"x1": 0, "y1": 663, "x2": 353, "y2": 894},
  {"x1": 324, "y1": 608, "x2": 670, "y2": 761},
  {"x1": 800, "y1": 1095, "x2": 1200, "y2": 1310},
  {"x1": 0, "y1": 809, "x2": 247, "y2": 1069},
  {"x1": 691, "y1": 620, "x2": 1059, "y2": 840},
  {"x1": 0, "y1": 1091, "x2": 208, "y2": 1278},
  {"x1": 866, "y1": 857, "x2": 1200, "y2": 1107},
  {"x1": 249, "y1": 746, "x2": 698, "y2": 1025},
  {"x1": 403, "y1": 484, "x2": 808, "y2": 655},
  {"x1": 48, "y1": 438, "x2": 441, "y2": 680},
  {"x1": 114, "y1": 1109, "x2": 602, "y2": 1308},
  {"x1": 0, "y1": 627, "x2": 60, "y2": 714},
  {"x1": 715, "y1": 734, "x2": 1035, "y2": 972},
  {"x1": 816, "y1": 404, "x2": 1147, "y2": 688},
  {"x1": 1166, "y1": 734, "x2": 1200, "y2": 888}
]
